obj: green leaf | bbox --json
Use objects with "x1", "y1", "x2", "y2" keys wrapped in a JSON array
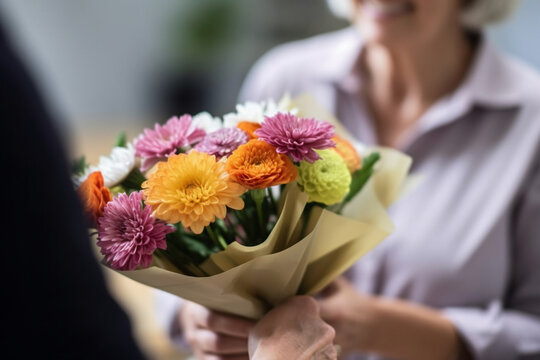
[
  {"x1": 343, "y1": 152, "x2": 380, "y2": 204},
  {"x1": 114, "y1": 132, "x2": 127, "y2": 148},
  {"x1": 182, "y1": 235, "x2": 215, "y2": 259},
  {"x1": 120, "y1": 168, "x2": 146, "y2": 191},
  {"x1": 164, "y1": 227, "x2": 214, "y2": 265},
  {"x1": 109, "y1": 185, "x2": 126, "y2": 196},
  {"x1": 71, "y1": 156, "x2": 87, "y2": 175}
]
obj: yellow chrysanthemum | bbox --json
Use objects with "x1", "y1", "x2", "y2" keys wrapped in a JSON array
[
  {"x1": 297, "y1": 149, "x2": 352, "y2": 206},
  {"x1": 142, "y1": 151, "x2": 246, "y2": 234}
]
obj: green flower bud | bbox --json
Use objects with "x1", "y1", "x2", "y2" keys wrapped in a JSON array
[{"x1": 297, "y1": 149, "x2": 351, "y2": 206}]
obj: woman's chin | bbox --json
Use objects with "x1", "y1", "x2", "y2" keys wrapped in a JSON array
[
  {"x1": 353, "y1": 2, "x2": 418, "y2": 47},
  {"x1": 357, "y1": 22, "x2": 415, "y2": 47}
]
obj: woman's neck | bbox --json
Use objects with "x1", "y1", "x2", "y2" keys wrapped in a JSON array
[{"x1": 361, "y1": 28, "x2": 474, "y2": 146}]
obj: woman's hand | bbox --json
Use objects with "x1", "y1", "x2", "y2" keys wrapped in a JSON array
[
  {"x1": 317, "y1": 277, "x2": 464, "y2": 360},
  {"x1": 180, "y1": 301, "x2": 255, "y2": 360},
  {"x1": 248, "y1": 296, "x2": 337, "y2": 360},
  {"x1": 317, "y1": 277, "x2": 378, "y2": 357}
]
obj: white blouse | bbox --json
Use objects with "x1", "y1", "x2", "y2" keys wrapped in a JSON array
[{"x1": 239, "y1": 27, "x2": 540, "y2": 360}]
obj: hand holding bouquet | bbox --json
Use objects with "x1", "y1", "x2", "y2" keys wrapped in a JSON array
[{"x1": 74, "y1": 94, "x2": 411, "y2": 319}]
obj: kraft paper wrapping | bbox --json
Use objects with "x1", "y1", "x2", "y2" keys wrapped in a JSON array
[{"x1": 109, "y1": 94, "x2": 412, "y2": 320}]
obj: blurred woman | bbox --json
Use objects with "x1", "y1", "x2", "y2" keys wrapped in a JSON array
[{"x1": 172, "y1": 0, "x2": 540, "y2": 359}]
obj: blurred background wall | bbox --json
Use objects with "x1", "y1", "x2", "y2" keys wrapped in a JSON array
[
  {"x1": 0, "y1": 0, "x2": 348, "y2": 158},
  {"x1": 1, "y1": 0, "x2": 538, "y2": 359},
  {"x1": 1, "y1": 0, "x2": 539, "y2": 154}
]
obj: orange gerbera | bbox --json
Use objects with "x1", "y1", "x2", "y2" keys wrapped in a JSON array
[
  {"x1": 77, "y1": 171, "x2": 112, "y2": 225},
  {"x1": 142, "y1": 151, "x2": 246, "y2": 234},
  {"x1": 237, "y1": 121, "x2": 261, "y2": 140},
  {"x1": 226, "y1": 140, "x2": 297, "y2": 189},
  {"x1": 332, "y1": 134, "x2": 362, "y2": 173}
]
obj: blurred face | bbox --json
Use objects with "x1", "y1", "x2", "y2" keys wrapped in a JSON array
[{"x1": 353, "y1": 0, "x2": 464, "y2": 46}]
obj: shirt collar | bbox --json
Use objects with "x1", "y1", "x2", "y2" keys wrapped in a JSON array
[
  {"x1": 323, "y1": 28, "x2": 524, "y2": 109},
  {"x1": 460, "y1": 38, "x2": 524, "y2": 108},
  {"x1": 316, "y1": 28, "x2": 527, "y2": 150}
]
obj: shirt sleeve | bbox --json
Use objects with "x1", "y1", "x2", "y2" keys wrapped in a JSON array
[
  {"x1": 152, "y1": 289, "x2": 192, "y2": 351},
  {"x1": 237, "y1": 45, "x2": 298, "y2": 104},
  {"x1": 443, "y1": 156, "x2": 540, "y2": 360}
]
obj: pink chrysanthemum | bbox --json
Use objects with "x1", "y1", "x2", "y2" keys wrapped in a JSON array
[
  {"x1": 255, "y1": 113, "x2": 335, "y2": 163},
  {"x1": 135, "y1": 115, "x2": 205, "y2": 172},
  {"x1": 194, "y1": 128, "x2": 249, "y2": 159},
  {"x1": 97, "y1": 191, "x2": 174, "y2": 271}
]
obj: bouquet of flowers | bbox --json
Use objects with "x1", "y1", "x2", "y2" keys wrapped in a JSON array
[{"x1": 74, "y1": 93, "x2": 411, "y2": 319}]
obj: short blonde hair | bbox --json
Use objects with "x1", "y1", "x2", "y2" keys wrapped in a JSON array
[{"x1": 326, "y1": 0, "x2": 521, "y2": 29}]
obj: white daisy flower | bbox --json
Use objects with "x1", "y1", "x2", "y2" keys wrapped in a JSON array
[
  {"x1": 78, "y1": 143, "x2": 136, "y2": 188},
  {"x1": 192, "y1": 111, "x2": 222, "y2": 133},
  {"x1": 223, "y1": 101, "x2": 266, "y2": 128},
  {"x1": 223, "y1": 97, "x2": 299, "y2": 128},
  {"x1": 353, "y1": 141, "x2": 369, "y2": 158},
  {"x1": 265, "y1": 94, "x2": 299, "y2": 117}
]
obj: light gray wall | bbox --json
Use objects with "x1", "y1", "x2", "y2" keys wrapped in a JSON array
[
  {"x1": 0, "y1": 0, "x2": 344, "y2": 127},
  {"x1": 487, "y1": 0, "x2": 540, "y2": 71},
  {"x1": 0, "y1": 0, "x2": 180, "y2": 128},
  {"x1": 1, "y1": 0, "x2": 539, "y2": 136}
]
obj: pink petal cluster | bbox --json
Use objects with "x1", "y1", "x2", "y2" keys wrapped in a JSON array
[
  {"x1": 97, "y1": 191, "x2": 174, "y2": 271},
  {"x1": 135, "y1": 115, "x2": 205, "y2": 171},
  {"x1": 194, "y1": 128, "x2": 249, "y2": 159},
  {"x1": 255, "y1": 113, "x2": 335, "y2": 163}
]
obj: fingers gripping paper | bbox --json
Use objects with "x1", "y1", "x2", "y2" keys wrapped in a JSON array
[{"x1": 112, "y1": 93, "x2": 412, "y2": 319}]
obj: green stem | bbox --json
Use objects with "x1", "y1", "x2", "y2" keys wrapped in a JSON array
[
  {"x1": 251, "y1": 189, "x2": 266, "y2": 234},
  {"x1": 155, "y1": 248, "x2": 193, "y2": 276},
  {"x1": 217, "y1": 233, "x2": 228, "y2": 250},
  {"x1": 188, "y1": 262, "x2": 210, "y2": 277},
  {"x1": 235, "y1": 207, "x2": 259, "y2": 245},
  {"x1": 256, "y1": 201, "x2": 264, "y2": 233},
  {"x1": 158, "y1": 245, "x2": 211, "y2": 277},
  {"x1": 268, "y1": 187, "x2": 277, "y2": 214},
  {"x1": 206, "y1": 226, "x2": 226, "y2": 251}
]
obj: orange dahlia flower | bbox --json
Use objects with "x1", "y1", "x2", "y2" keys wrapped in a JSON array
[
  {"x1": 77, "y1": 171, "x2": 112, "y2": 225},
  {"x1": 226, "y1": 140, "x2": 297, "y2": 189},
  {"x1": 237, "y1": 121, "x2": 261, "y2": 140},
  {"x1": 332, "y1": 135, "x2": 362, "y2": 173},
  {"x1": 142, "y1": 151, "x2": 246, "y2": 234}
]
